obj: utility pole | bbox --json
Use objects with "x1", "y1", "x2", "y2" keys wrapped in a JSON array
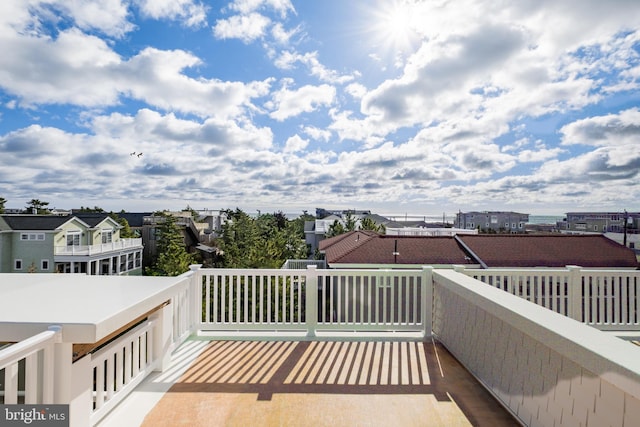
[{"x1": 624, "y1": 209, "x2": 628, "y2": 247}]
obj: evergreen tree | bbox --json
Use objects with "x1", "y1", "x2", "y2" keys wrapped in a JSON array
[
  {"x1": 146, "y1": 213, "x2": 195, "y2": 276},
  {"x1": 216, "y1": 208, "x2": 308, "y2": 268},
  {"x1": 78, "y1": 206, "x2": 105, "y2": 212},
  {"x1": 0, "y1": 197, "x2": 6, "y2": 214},
  {"x1": 325, "y1": 219, "x2": 346, "y2": 237},
  {"x1": 25, "y1": 199, "x2": 50, "y2": 214},
  {"x1": 360, "y1": 217, "x2": 385, "y2": 233},
  {"x1": 110, "y1": 213, "x2": 136, "y2": 238}
]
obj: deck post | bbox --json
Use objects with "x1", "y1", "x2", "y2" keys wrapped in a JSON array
[
  {"x1": 189, "y1": 264, "x2": 202, "y2": 332},
  {"x1": 422, "y1": 266, "x2": 433, "y2": 338},
  {"x1": 53, "y1": 339, "x2": 92, "y2": 427},
  {"x1": 306, "y1": 265, "x2": 318, "y2": 338},
  {"x1": 567, "y1": 265, "x2": 582, "y2": 322},
  {"x1": 150, "y1": 303, "x2": 173, "y2": 372}
]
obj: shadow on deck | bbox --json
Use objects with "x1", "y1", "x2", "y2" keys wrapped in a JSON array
[{"x1": 139, "y1": 340, "x2": 517, "y2": 426}]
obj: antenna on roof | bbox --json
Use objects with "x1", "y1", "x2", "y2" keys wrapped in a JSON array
[{"x1": 393, "y1": 239, "x2": 399, "y2": 263}]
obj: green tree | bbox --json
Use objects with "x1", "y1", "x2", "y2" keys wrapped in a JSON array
[
  {"x1": 25, "y1": 199, "x2": 50, "y2": 214},
  {"x1": 146, "y1": 213, "x2": 195, "y2": 276},
  {"x1": 326, "y1": 220, "x2": 346, "y2": 237},
  {"x1": 343, "y1": 211, "x2": 358, "y2": 231},
  {"x1": 0, "y1": 197, "x2": 6, "y2": 214},
  {"x1": 216, "y1": 208, "x2": 308, "y2": 268},
  {"x1": 78, "y1": 206, "x2": 105, "y2": 212},
  {"x1": 110, "y1": 213, "x2": 136, "y2": 238},
  {"x1": 360, "y1": 216, "x2": 385, "y2": 233}
]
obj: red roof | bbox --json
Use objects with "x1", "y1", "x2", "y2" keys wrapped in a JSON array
[
  {"x1": 320, "y1": 231, "x2": 475, "y2": 266},
  {"x1": 457, "y1": 234, "x2": 638, "y2": 268},
  {"x1": 319, "y1": 232, "x2": 639, "y2": 268}
]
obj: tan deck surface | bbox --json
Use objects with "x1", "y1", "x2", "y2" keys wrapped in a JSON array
[{"x1": 141, "y1": 340, "x2": 516, "y2": 426}]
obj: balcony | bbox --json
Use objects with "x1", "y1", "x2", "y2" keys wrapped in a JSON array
[
  {"x1": 1, "y1": 266, "x2": 640, "y2": 426},
  {"x1": 54, "y1": 238, "x2": 143, "y2": 256}
]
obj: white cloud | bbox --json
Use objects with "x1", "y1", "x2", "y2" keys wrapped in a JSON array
[
  {"x1": 271, "y1": 22, "x2": 299, "y2": 44},
  {"x1": 32, "y1": 0, "x2": 134, "y2": 38},
  {"x1": 0, "y1": 27, "x2": 122, "y2": 106},
  {"x1": 275, "y1": 50, "x2": 356, "y2": 84},
  {"x1": 136, "y1": 0, "x2": 207, "y2": 27},
  {"x1": 345, "y1": 83, "x2": 367, "y2": 99},
  {"x1": 283, "y1": 134, "x2": 308, "y2": 153},
  {"x1": 302, "y1": 126, "x2": 331, "y2": 142},
  {"x1": 267, "y1": 82, "x2": 335, "y2": 121},
  {"x1": 213, "y1": 12, "x2": 271, "y2": 43},
  {"x1": 227, "y1": 0, "x2": 295, "y2": 19},
  {"x1": 560, "y1": 108, "x2": 640, "y2": 147}
]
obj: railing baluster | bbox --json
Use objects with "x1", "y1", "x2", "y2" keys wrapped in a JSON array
[
  {"x1": 25, "y1": 352, "x2": 38, "y2": 403},
  {"x1": 106, "y1": 354, "x2": 114, "y2": 401},
  {"x1": 204, "y1": 274, "x2": 211, "y2": 324},
  {"x1": 95, "y1": 361, "x2": 105, "y2": 409},
  {"x1": 244, "y1": 273, "x2": 249, "y2": 324}
]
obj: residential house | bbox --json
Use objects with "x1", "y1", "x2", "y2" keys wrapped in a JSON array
[
  {"x1": 563, "y1": 211, "x2": 640, "y2": 234},
  {"x1": 455, "y1": 211, "x2": 529, "y2": 233},
  {"x1": 0, "y1": 214, "x2": 143, "y2": 275},
  {"x1": 141, "y1": 211, "x2": 210, "y2": 268}
]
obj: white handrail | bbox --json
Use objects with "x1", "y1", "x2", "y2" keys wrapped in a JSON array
[{"x1": 0, "y1": 325, "x2": 61, "y2": 404}]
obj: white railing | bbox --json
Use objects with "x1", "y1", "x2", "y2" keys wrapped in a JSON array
[
  {"x1": 0, "y1": 326, "x2": 61, "y2": 404},
  {"x1": 193, "y1": 266, "x2": 432, "y2": 337},
  {"x1": 457, "y1": 266, "x2": 640, "y2": 330},
  {"x1": 315, "y1": 269, "x2": 430, "y2": 334},
  {"x1": 89, "y1": 320, "x2": 157, "y2": 425},
  {"x1": 54, "y1": 238, "x2": 143, "y2": 256}
]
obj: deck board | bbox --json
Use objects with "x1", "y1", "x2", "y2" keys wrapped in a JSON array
[{"x1": 140, "y1": 339, "x2": 517, "y2": 427}]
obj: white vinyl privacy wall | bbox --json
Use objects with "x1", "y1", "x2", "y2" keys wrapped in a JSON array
[{"x1": 433, "y1": 270, "x2": 640, "y2": 427}]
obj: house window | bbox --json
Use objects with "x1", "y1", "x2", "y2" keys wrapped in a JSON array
[
  {"x1": 21, "y1": 233, "x2": 45, "y2": 241},
  {"x1": 67, "y1": 231, "x2": 81, "y2": 246},
  {"x1": 512, "y1": 223, "x2": 516, "y2": 228},
  {"x1": 15, "y1": 259, "x2": 22, "y2": 270},
  {"x1": 594, "y1": 225, "x2": 598, "y2": 231},
  {"x1": 41, "y1": 260, "x2": 49, "y2": 270},
  {"x1": 102, "y1": 230, "x2": 113, "y2": 244}
]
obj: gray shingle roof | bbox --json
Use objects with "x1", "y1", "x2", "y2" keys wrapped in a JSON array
[{"x1": 0, "y1": 215, "x2": 73, "y2": 230}]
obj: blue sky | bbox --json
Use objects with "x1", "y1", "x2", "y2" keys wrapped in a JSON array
[{"x1": 1, "y1": 0, "x2": 639, "y2": 216}]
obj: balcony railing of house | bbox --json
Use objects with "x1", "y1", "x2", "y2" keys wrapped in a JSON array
[
  {"x1": 1, "y1": 265, "x2": 640, "y2": 426},
  {"x1": 54, "y1": 238, "x2": 143, "y2": 256},
  {"x1": 455, "y1": 265, "x2": 640, "y2": 331}
]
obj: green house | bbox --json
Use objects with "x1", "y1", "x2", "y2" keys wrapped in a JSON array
[{"x1": 0, "y1": 214, "x2": 143, "y2": 275}]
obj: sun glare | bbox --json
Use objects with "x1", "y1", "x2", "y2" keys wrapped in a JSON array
[
  {"x1": 369, "y1": 1, "x2": 419, "y2": 60},
  {"x1": 385, "y1": 3, "x2": 412, "y2": 41}
]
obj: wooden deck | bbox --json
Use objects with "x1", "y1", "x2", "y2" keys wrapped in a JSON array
[{"x1": 140, "y1": 339, "x2": 517, "y2": 426}]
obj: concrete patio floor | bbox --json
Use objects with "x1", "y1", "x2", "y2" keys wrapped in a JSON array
[{"x1": 101, "y1": 339, "x2": 517, "y2": 427}]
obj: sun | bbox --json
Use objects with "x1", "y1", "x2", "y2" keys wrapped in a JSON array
[
  {"x1": 369, "y1": 1, "x2": 420, "y2": 59},
  {"x1": 383, "y1": 3, "x2": 413, "y2": 43}
]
